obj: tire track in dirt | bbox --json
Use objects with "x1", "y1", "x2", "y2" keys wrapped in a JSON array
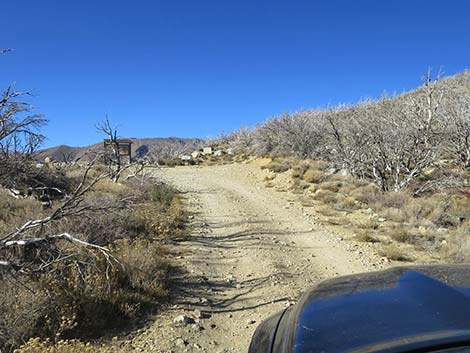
[{"x1": 124, "y1": 164, "x2": 375, "y2": 353}]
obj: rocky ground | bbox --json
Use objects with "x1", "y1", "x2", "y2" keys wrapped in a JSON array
[{"x1": 120, "y1": 162, "x2": 397, "y2": 353}]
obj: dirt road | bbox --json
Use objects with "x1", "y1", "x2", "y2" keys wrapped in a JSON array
[{"x1": 125, "y1": 163, "x2": 382, "y2": 353}]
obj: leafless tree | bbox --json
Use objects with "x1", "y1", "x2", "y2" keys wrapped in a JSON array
[
  {"x1": 0, "y1": 156, "x2": 122, "y2": 276},
  {"x1": 244, "y1": 68, "x2": 470, "y2": 193},
  {"x1": 0, "y1": 50, "x2": 48, "y2": 193},
  {"x1": 96, "y1": 116, "x2": 122, "y2": 182}
]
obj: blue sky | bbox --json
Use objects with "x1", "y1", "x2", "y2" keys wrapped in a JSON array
[{"x1": 2, "y1": 1, "x2": 469, "y2": 148}]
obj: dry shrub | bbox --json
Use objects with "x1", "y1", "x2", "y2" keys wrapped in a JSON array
[
  {"x1": 291, "y1": 179, "x2": 309, "y2": 193},
  {"x1": 133, "y1": 197, "x2": 186, "y2": 239},
  {"x1": 262, "y1": 160, "x2": 290, "y2": 173},
  {"x1": 336, "y1": 196, "x2": 360, "y2": 211},
  {"x1": 448, "y1": 195, "x2": 470, "y2": 225},
  {"x1": 33, "y1": 239, "x2": 170, "y2": 340},
  {"x1": 92, "y1": 179, "x2": 133, "y2": 198},
  {"x1": 0, "y1": 282, "x2": 50, "y2": 350},
  {"x1": 324, "y1": 217, "x2": 348, "y2": 226},
  {"x1": 317, "y1": 180, "x2": 343, "y2": 193},
  {"x1": 157, "y1": 158, "x2": 184, "y2": 167},
  {"x1": 375, "y1": 191, "x2": 411, "y2": 209},
  {"x1": 0, "y1": 158, "x2": 73, "y2": 193},
  {"x1": 312, "y1": 189, "x2": 337, "y2": 204},
  {"x1": 292, "y1": 160, "x2": 328, "y2": 179},
  {"x1": 303, "y1": 169, "x2": 325, "y2": 183},
  {"x1": 0, "y1": 178, "x2": 185, "y2": 351},
  {"x1": 315, "y1": 204, "x2": 339, "y2": 217},
  {"x1": 402, "y1": 195, "x2": 454, "y2": 226},
  {"x1": 446, "y1": 221, "x2": 470, "y2": 263},
  {"x1": 355, "y1": 231, "x2": 379, "y2": 243},
  {"x1": 389, "y1": 226, "x2": 413, "y2": 243},
  {"x1": 0, "y1": 191, "x2": 46, "y2": 235},
  {"x1": 291, "y1": 162, "x2": 310, "y2": 179},
  {"x1": 355, "y1": 217, "x2": 379, "y2": 230},
  {"x1": 339, "y1": 178, "x2": 370, "y2": 195},
  {"x1": 113, "y1": 238, "x2": 172, "y2": 300},
  {"x1": 308, "y1": 160, "x2": 329, "y2": 170},
  {"x1": 379, "y1": 244, "x2": 408, "y2": 261},
  {"x1": 62, "y1": 211, "x2": 133, "y2": 246},
  {"x1": 381, "y1": 207, "x2": 407, "y2": 223},
  {"x1": 350, "y1": 183, "x2": 381, "y2": 204},
  {"x1": 148, "y1": 183, "x2": 177, "y2": 209}
]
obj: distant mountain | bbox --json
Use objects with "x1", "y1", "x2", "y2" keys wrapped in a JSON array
[{"x1": 36, "y1": 137, "x2": 205, "y2": 162}]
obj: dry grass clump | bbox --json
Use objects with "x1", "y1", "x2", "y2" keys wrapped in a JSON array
[
  {"x1": 262, "y1": 160, "x2": 291, "y2": 173},
  {"x1": 149, "y1": 183, "x2": 178, "y2": 208},
  {"x1": 303, "y1": 169, "x2": 325, "y2": 183},
  {"x1": 315, "y1": 204, "x2": 340, "y2": 217},
  {"x1": 381, "y1": 207, "x2": 407, "y2": 223},
  {"x1": 0, "y1": 190, "x2": 46, "y2": 234},
  {"x1": 389, "y1": 226, "x2": 413, "y2": 243},
  {"x1": 291, "y1": 161, "x2": 311, "y2": 179},
  {"x1": 355, "y1": 217, "x2": 380, "y2": 230},
  {"x1": 133, "y1": 187, "x2": 186, "y2": 240},
  {"x1": 92, "y1": 179, "x2": 134, "y2": 198},
  {"x1": 157, "y1": 158, "x2": 185, "y2": 167},
  {"x1": 335, "y1": 195, "x2": 360, "y2": 211},
  {"x1": 355, "y1": 231, "x2": 380, "y2": 243},
  {"x1": 379, "y1": 244, "x2": 408, "y2": 261},
  {"x1": 350, "y1": 183, "x2": 381, "y2": 204},
  {"x1": 445, "y1": 221, "x2": 470, "y2": 263},
  {"x1": 317, "y1": 180, "x2": 344, "y2": 192},
  {"x1": 312, "y1": 189, "x2": 338, "y2": 204}
]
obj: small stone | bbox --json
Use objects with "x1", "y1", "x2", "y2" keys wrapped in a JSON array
[
  {"x1": 190, "y1": 323, "x2": 204, "y2": 331},
  {"x1": 226, "y1": 274, "x2": 236, "y2": 283},
  {"x1": 193, "y1": 309, "x2": 211, "y2": 319},
  {"x1": 174, "y1": 338, "x2": 188, "y2": 347},
  {"x1": 174, "y1": 315, "x2": 195, "y2": 326},
  {"x1": 247, "y1": 319, "x2": 256, "y2": 325}
]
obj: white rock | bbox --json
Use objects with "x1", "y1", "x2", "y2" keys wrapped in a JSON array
[{"x1": 174, "y1": 315, "x2": 195, "y2": 326}]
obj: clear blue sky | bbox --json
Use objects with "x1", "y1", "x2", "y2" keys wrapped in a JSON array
[{"x1": 2, "y1": 1, "x2": 469, "y2": 148}]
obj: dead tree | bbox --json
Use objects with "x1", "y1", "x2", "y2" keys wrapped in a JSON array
[
  {"x1": 0, "y1": 156, "x2": 122, "y2": 276},
  {"x1": 97, "y1": 116, "x2": 122, "y2": 182},
  {"x1": 0, "y1": 51, "x2": 48, "y2": 192}
]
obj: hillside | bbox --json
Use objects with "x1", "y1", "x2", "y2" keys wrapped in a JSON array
[{"x1": 36, "y1": 137, "x2": 205, "y2": 162}]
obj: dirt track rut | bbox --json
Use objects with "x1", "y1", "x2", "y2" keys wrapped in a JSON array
[{"x1": 125, "y1": 163, "x2": 374, "y2": 353}]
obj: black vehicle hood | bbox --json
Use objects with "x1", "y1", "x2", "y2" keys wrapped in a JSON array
[{"x1": 289, "y1": 265, "x2": 470, "y2": 353}]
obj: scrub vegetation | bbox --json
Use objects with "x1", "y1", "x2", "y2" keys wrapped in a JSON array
[
  {"x1": 0, "y1": 51, "x2": 186, "y2": 352},
  {"x1": 221, "y1": 70, "x2": 470, "y2": 262}
]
